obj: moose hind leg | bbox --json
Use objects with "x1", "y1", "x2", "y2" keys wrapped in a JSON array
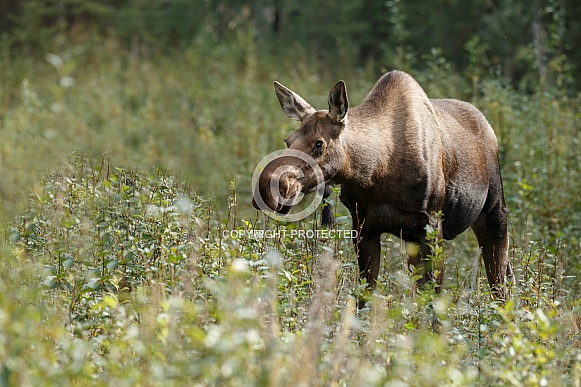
[{"x1": 472, "y1": 205, "x2": 509, "y2": 299}]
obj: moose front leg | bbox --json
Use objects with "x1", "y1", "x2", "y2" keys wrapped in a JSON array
[
  {"x1": 353, "y1": 230, "x2": 381, "y2": 308},
  {"x1": 410, "y1": 214, "x2": 445, "y2": 293}
]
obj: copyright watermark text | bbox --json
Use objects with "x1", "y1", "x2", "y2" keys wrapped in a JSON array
[{"x1": 222, "y1": 229, "x2": 357, "y2": 240}]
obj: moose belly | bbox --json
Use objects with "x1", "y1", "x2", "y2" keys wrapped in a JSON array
[
  {"x1": 441, "y1": 182, "x2": 488, "y2": 240},
  {"x1": 346, "y1": 187, "x2": 487, "y2": 241},
  {"x1": 361, "y1": 204, "x2": 428, "y2": 241}
]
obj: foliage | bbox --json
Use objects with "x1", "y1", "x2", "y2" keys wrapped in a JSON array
[
  {"x1": 0, "y1": 11, "x2": 579, "y2": 385},
  {"x1": 3, "y1": 154, "x2": 581, "y2": 385},
  {"x1": 1, "y1": 0, "x2": 579, "y2": 89},
  {"x1": 12, "y1": 155, "x2": 210, "y2": 333}
]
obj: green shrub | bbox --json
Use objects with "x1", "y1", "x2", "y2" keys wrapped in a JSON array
[
  {"x1": 0, "y1": 26, "x2": 579, "y2": 385},
  {"x1": 3, "y1": 155, "x2": 580, "y2": 385}
]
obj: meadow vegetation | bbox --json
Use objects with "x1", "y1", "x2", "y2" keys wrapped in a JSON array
[{"x1": 1, "y1": 25, "x2": 580, "y2": 385}]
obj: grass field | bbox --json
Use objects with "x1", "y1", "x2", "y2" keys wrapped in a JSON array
[{"x1": 1, "y1": 33, "x2": 580, "y2": 385}]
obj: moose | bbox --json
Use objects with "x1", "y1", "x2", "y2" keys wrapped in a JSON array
[{"x1": 253, "y1": 70, "x2": 510, "y2": 307}]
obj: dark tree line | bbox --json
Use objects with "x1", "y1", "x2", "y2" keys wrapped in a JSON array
[{"x1": 1, "y1": 0, "x2": 579, "y2": 90}]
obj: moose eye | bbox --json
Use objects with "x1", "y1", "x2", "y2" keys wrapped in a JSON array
[{"x1": 315, "y1": 140, "x2": 324, "y2": 150}]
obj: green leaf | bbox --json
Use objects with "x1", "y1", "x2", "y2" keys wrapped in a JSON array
[
  {"x1": 9, "y1": 231, "x2": 20, "y2": 243},
  {"x1": 43, "y1": 276, "x2": 57, "y2": 288},
  {"x1": 412, "y1": 274, "x2": 424, "y2": 282},
  {"x1": 63, "y1": 257, "x2": 74, "y2": 271},
  {"x1": 107, "y1": 259, "x2": 119, "y2": 271}
]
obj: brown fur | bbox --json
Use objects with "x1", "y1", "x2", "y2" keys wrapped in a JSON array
[{"x1": 254, "y1": 71, "x2": 510, "y2": 308}]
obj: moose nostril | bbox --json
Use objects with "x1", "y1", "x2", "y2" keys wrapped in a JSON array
[{"x1": 279, "y1": 179, "x2": 289, "y2": 198}]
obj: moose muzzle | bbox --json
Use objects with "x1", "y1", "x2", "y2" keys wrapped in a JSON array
[{"x1": 252, "y1": 156, "x2": 304, "y2": 214}]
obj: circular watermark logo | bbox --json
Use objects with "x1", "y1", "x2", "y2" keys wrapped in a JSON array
[{"x1": 252, "y1": 149, "x2": 325, "y2": 222}]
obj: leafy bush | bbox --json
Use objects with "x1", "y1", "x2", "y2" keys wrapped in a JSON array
[
  {"x1": 12, "y1": 154, "x2": 210, "y2": 335},
  {"x1": 3, "y1": 155, "x2": 580, "y2": 385},
  {"x1": 0, "y1": 22, "x2": 579, "y2": 385}
]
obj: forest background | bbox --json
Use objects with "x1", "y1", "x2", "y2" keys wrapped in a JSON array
[{"x1": 0, "y1": 1, "x2": 580, "y2": 385}]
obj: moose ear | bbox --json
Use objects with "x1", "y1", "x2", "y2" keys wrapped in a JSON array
[
  {"x1": 328, "y1": 80, "x2": 348, "y2": 123},
  {"x1": 274, "y1": 81, "x2": 315, "y2": 121}
]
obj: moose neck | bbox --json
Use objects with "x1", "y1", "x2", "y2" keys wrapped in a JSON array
[
  {"x1": 332, "y1": 109, "x2": 395, "y2": 187},
  {"x1": 325, "y1": 70, "x2": 439, "y2": 189}
]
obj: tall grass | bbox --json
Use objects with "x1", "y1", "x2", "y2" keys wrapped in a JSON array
[
  {"x1": 6, "y1": 155, "x2": 581, "y2": 385},
  {"x1": 1, "y1": 32, "x2": 580, "y2": 385}
]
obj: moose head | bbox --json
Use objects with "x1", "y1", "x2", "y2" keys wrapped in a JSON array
[{"x1": 252, "y1": 81, "x2": 349, "y2": 216}]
